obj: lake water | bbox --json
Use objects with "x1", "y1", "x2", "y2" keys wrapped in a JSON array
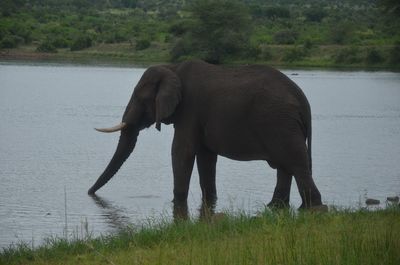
[{"x1": 0, "y1": 63, "x2": 399, "y2": 248}]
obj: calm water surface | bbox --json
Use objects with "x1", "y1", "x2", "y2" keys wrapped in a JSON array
[{"x1": 0, "y1": 63, "x2": 399, "y2": 248}]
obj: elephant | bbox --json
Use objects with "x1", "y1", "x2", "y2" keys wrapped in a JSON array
[{"x1": 88, "y1": 60, "x2": 325, "y2": 211}]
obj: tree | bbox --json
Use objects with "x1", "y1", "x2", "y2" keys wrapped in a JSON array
[
  {"x1": 274, "y1": 30, "x2": 298, "y2": 45},
  {"x1": 70, "y1": 35, "x2": 92, "y2": 51},
  {"x1": 379, "y1": 0, "x2": 400, "y2": 17},
  {"x1": 135, "y1": 38, "x2": 150, "y2": 50},
  {"x1": 304, "y1": 8, "x2": 327, "y2": 22},
  {"x1": 175, "y1": 0, "x2": 252, "y2": 64},
  {"x1": 329, "y1": 22, "x2": 354, "y2": 44}
]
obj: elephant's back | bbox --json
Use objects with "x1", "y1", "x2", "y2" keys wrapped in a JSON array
[
  {"x1": 178, "y1": 60, "x2": 310, "y2": 130},
  {"x1": 180, "y1": 60, "x2": 306, "y2": 102}
]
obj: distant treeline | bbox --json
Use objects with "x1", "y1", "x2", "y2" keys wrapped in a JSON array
[{"x1": 1, "y1": 0, "x2": 399, "y2": 66}]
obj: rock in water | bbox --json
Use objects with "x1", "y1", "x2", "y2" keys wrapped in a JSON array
[
  {"x1": 365, "y1": 198, "x2": 380, "y2": 205},
  {"x1": 387, "y1": 196, "x2": 399, "y2": 203}
]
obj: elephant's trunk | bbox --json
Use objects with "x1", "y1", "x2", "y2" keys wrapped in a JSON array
[{"x1": 88, "y1": 127, "x2": 139, "y2": 194}]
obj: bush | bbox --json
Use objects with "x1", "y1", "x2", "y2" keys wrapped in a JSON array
[
  {"x1": 251, "y1": 6, "x2": 290, "y2": 19},
  {"x1": 36, "y1": 40, "x2": 57, "y2": 53},
  {"x1": 265, "y1": 6, "x2": 290, "y2": 19},
  {"x1": 260, "y1": 47, "x2": 273, "y2": 61},
  {"x1": 70, "y1": 35, "x2": 92, "y2": 51},
  {"x1": 52, "y1": 37, "x2": 70, "y2": 48},
  {"x1": 304, "y1": 8, "x2": 327, "y2": 22},
  {"x1": 282, "y1": 47, "x2": 306, "y2": 62},
  {"x1": 8, "y1": 22, "x2": 32, "y2": 44},
  {"x1": 274, "y1": 30, "x2": 298, "y2": 45},
  {"x1": 245, "y1": 44, "x2": 262, "y2": 60},
  {"x1": 135, "y1": 38, "x2": 151, "y2": 50},
  {"x1": 170, "y1": 38, "x2": 189, "y2": 62},
  {"x1": 389, "y1": 42, "x2": 400, "y2": 65},
  {"x1": 169, "y1": 21, "x2": 191, "y2": 37},
  {"x1": 329, "y1": 23, "x2": 353, "y2": 44},
  {"x1": 365, "y1": 48, "x2": 384, "y2": 64},
  {"x1": 303, "y1": 39, "x2": 314, "y2": 50},
  {"x1": 0, "y1": 35, "x2": 18, "y2": 48},
  {"x1": 333, "y1": 47, "x2": 362, "y2": 64}
]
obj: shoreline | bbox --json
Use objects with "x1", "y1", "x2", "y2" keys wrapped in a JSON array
[
  {"x1": 1, "y1": 48, "x2": 399, "y2": 72},
  {"x1": 1, "y1": 206, "x2": 399, "y2": 265}
]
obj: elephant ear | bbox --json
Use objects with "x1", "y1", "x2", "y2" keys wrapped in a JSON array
[{"x1": 155, "y1": 66, "x2": 182, "y2": 131}]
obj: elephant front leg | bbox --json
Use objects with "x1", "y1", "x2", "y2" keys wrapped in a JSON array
[
  {"x1": 268, "y1": 169, "x2": 292, "y2": 208},
  {"x1": 196, "y1": 147, "x2": 218, "y2": 205},
  {"x1": 171, "y1": 134, "x2": 195, "y2": 206}
]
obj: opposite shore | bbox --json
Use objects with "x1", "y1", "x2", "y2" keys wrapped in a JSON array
[{"x1": 1, "y1": 43, "x2": 400, "y2": 71}]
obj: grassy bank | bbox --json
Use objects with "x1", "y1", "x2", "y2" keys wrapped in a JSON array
[
  {"x1": 1, "y1": 206, "x2": 399, "y2": 265},
  {"x1": 2, "y1": 43, "x2": 400, "y2": 70},
  {"x1": 0, "y1": 43, "x2": 171, "y2": 67}
]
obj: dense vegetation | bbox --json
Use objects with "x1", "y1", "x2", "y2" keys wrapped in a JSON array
[
  {"x1": 1, "y1": 0, "x2": 400, "y2": 67},
  {"x1": 1, "y1": 207, "x2": 399, "y2": 265}
]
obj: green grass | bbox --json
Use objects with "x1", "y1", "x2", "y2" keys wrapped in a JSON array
[{"x1": 1, "y1": 206, "x2": 399, "y2": 265}]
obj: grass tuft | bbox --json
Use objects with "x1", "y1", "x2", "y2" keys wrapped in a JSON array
[{"x1": 1, "y1": 206, "x2": 399, "y2": 265}]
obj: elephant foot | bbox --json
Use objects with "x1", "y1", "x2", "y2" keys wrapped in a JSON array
[
  {"x1": 173, "y1": 201, "x2": 189, "y2": 221},
  {"x1": 202, "y1": 195, "x2": 217, "y2": 207},
  {"x1": 199, "y1": 198, "x2": 217, "y2": 220},
  {"x1": 267, "y1": 198, "x2": 290, "y2": 209},
  {"x1": 172, "y1": 191, "x2": 190, "y2": 221},
  {"x1": 298, "y1": 188, "x2": 323, "y2": 209}
]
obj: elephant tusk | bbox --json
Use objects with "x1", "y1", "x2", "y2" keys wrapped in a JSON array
[{"x1": 95, "y1": 122, "x2": 127, "y2": 133}]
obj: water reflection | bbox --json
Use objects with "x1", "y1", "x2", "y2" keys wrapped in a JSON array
[
  {"x1": 90, "y1": 195, "x2": 132, "y2": 231},
  {"x1": 91, "y1": 194, "x2": 218, "y2": 224},
  {"x1": 173, "y1": 199, "x2": 217, "y2": 221}
]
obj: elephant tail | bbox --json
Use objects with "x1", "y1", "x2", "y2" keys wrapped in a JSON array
[{"x1": 307, "y1": 118, "x2": 312, "y2": 175}]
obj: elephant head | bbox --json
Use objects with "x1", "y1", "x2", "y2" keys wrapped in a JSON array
[{"x1": 88, "y1": 66, "x2": 181, "y2": 195}]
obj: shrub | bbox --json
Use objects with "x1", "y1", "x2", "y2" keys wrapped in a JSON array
[
  {"x1": 169, "y1": 21, "x2": 190, "y2": 37},
  {"x1": 0, "y1": 35, "x2": 18, "y2": 48},
  {"x1": 70, "y1": 35, "x2": 92, "y2": 51},
  {"x1": 274, "y1": 30, "x2": 298, "y2": 45},
  {"x1": 251, "y1": 6, "x2": 290, "y2": 19},
  {"x1": 365, "y1": 48, "x2": 384, "y2": 64},
  {"x1": 333, "y1": 47, "x2": 361, "y2": 64},
  {"x1": 260, "y1": 47, "x2": 273, "y2": 61},
  {"x1": 52, "y1": 37, "x2": 69, "y2": 49},
  {"x1": 282, "y1": 47, "x2": 306, "y2": 62},
  {"x1": 264, "y1": 6, "x2": 291, "y2": 19},
  {"x1": 113, "y1": 31, "x2": 128, "y2": 43},
  {"x1": 329, "y1": 22, "x2": 353, "y2": 44},
  {"x1": 8, "y1": 22, "x2": 32, "y2": 44},
  {"x1": 135, "y1": 38, "x2": 151, "y2": 50},
  {"x1": 389, "y1": 42, "x2": 400, "y2": 65},
  {"x1": 303, "y1": 39, "x2": 314, "y2": 50},
  {"x1": 171, "y1": 38, "x2": 188, "y2": 62},
  {"x1": 304, "y1": 8, "x2": 327, "y2": 22},
  {"x1": 36, "y1": 40, "x2": 57, "y2": 53},
  {"x1": 245, "y1": 44, "x2": 262, "y2": 60}
]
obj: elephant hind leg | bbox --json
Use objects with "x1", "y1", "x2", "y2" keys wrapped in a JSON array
[
  {"x1": 294, "y1": 172, "x2": 322, "y2": 208},
  {"x1": 278, "y1": 136, "x2": 322, "y2": 209},
  {"x1": 268, "y1": 168, "x2": 292, "y2": 208}
]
